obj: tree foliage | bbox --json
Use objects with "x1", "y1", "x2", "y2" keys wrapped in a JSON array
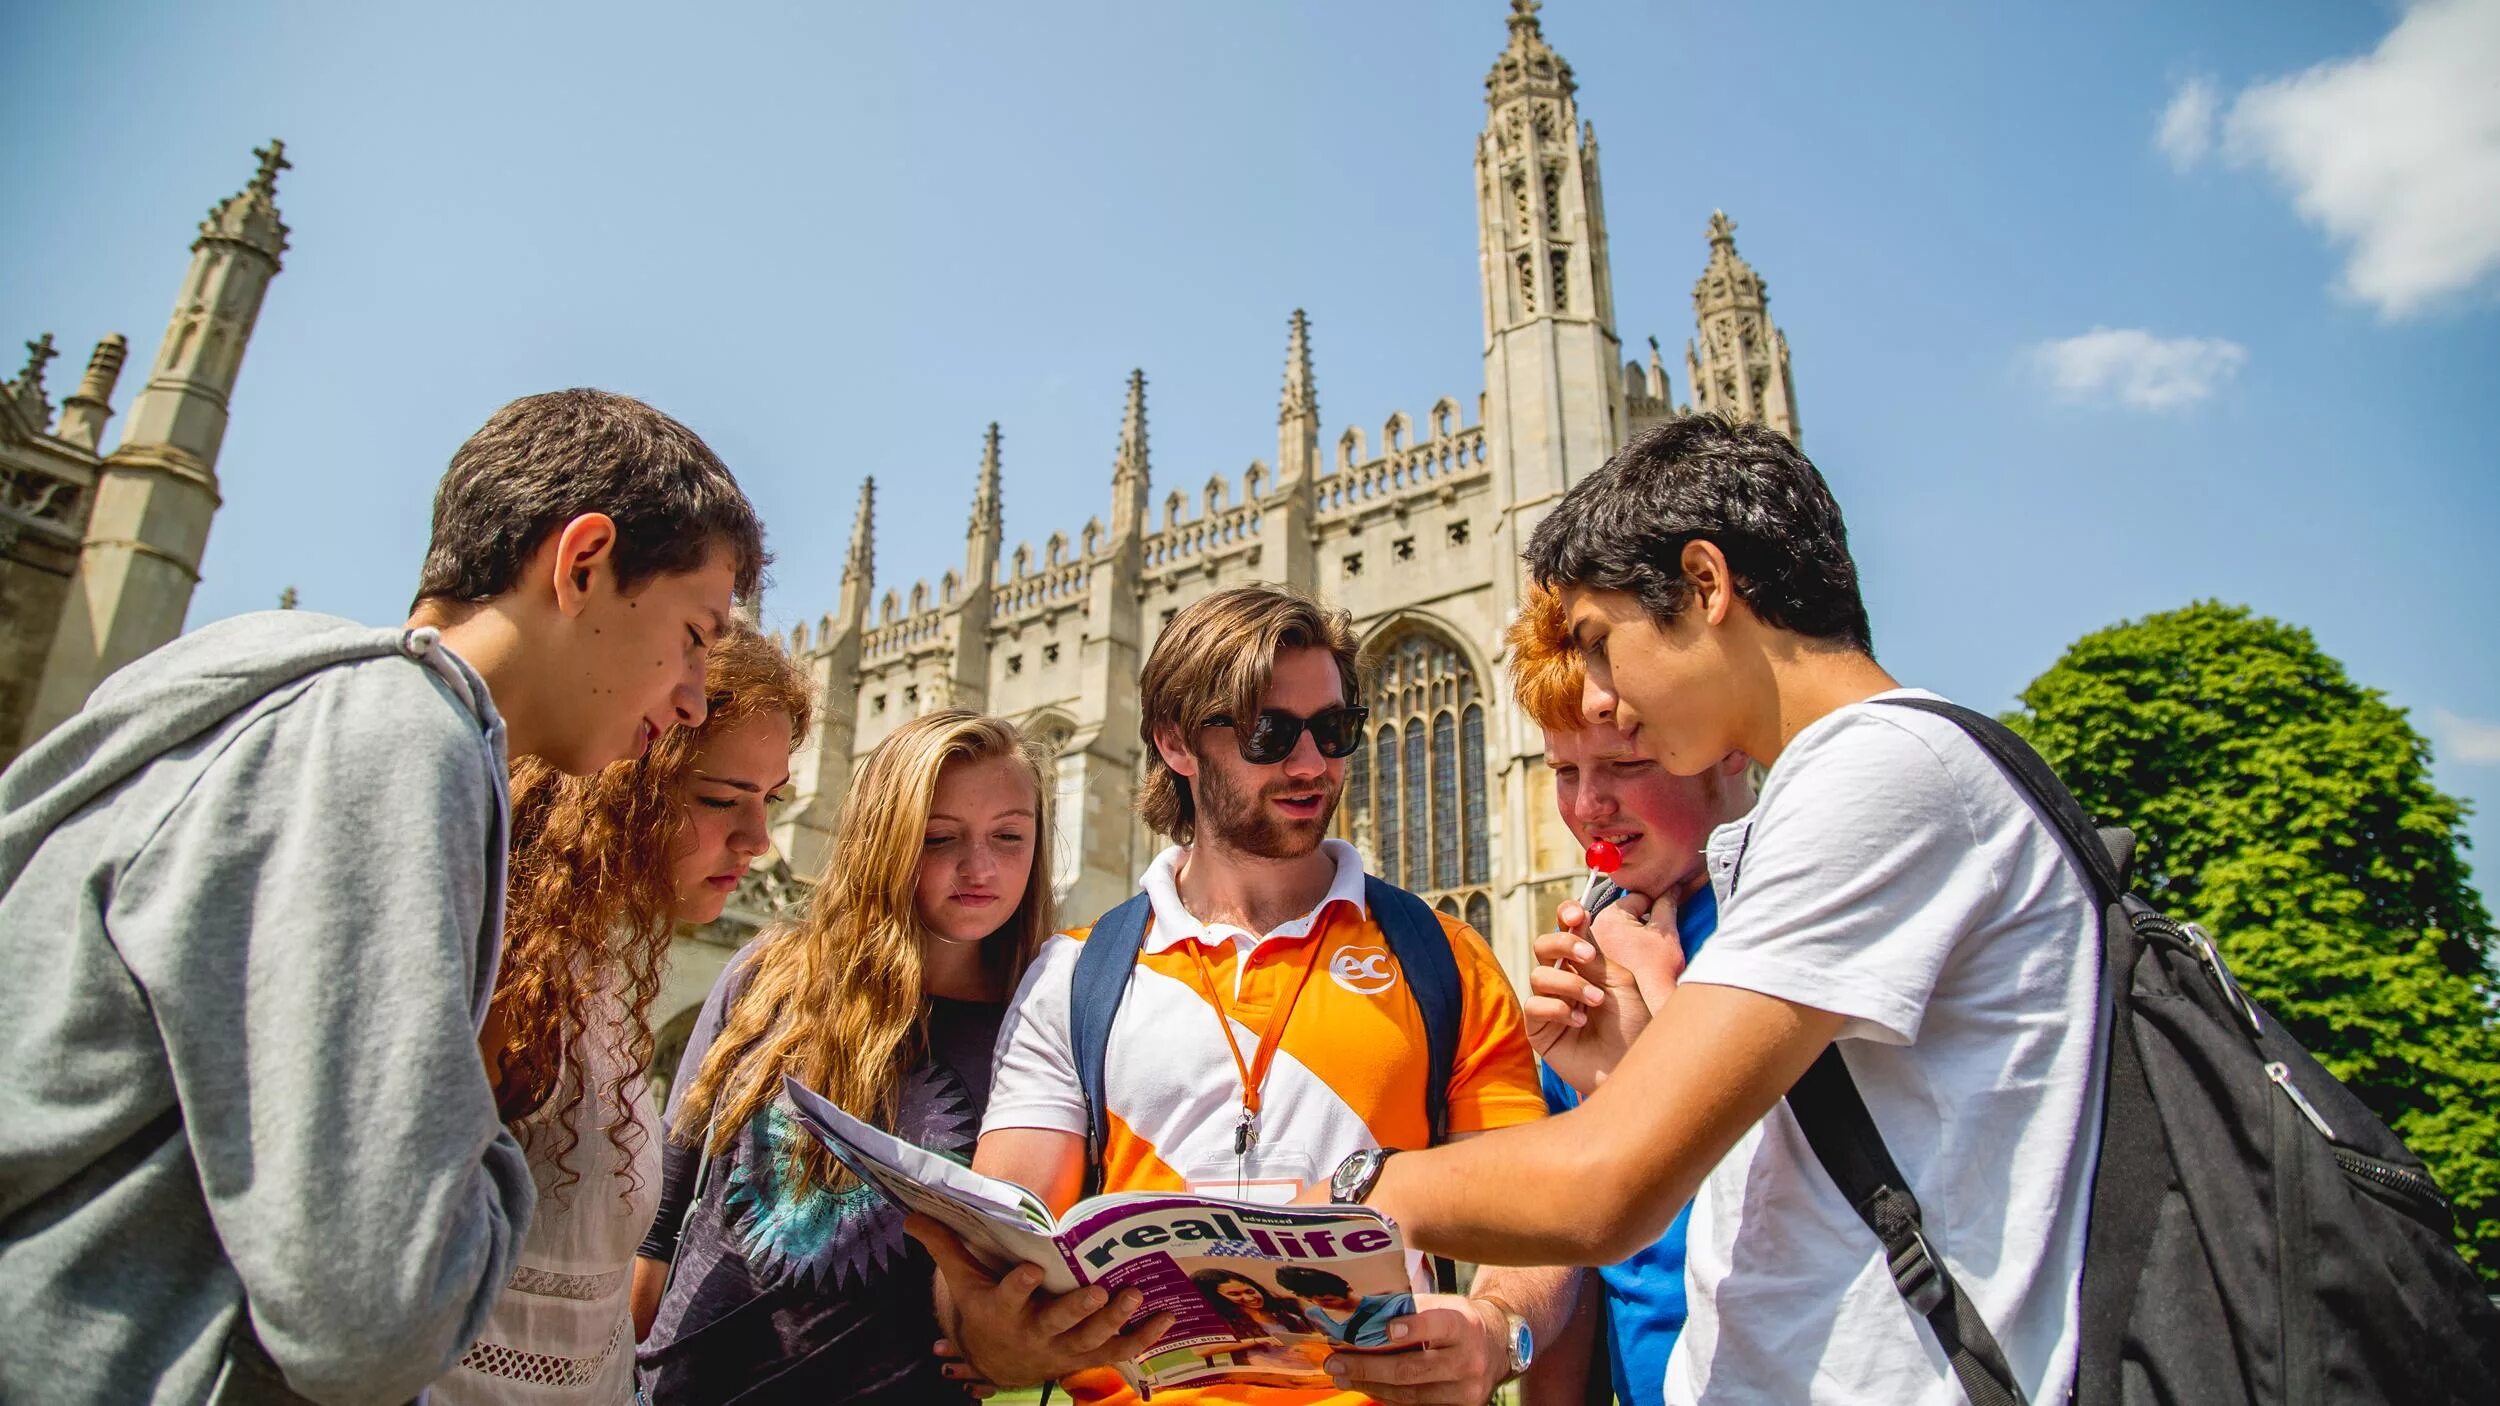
[{"x1": 2006, "y1": 601, "x2": 2500, "y2": 1283}]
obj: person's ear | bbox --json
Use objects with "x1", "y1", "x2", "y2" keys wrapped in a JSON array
[
  {"x1": 1151, "y1": 721, "x2": 1201, "y2": 780},
  {"x1": 1715, "y1": 748, "x2": 1751, "y2": 778},
  {"x1": 547, "y1": 513, "x2": 620, "y2": 619},
  {"x1": 1680, "y1": 540, "x2": 1736, "y2": 627}
]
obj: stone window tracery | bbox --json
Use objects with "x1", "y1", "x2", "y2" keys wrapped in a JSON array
[
  {"x1": 1516, "y1": 254, "x2": 1536, "y2": 315},
  {"x1": 1550, "y1": 249, "x2": 1569, "y2": 314},
  {"x1": 1341, "y1": 631, "x2": 1491, "y2": 922},
  {"x1": 1541, "y1": 166, "x2": 1563, "y2": 236}
]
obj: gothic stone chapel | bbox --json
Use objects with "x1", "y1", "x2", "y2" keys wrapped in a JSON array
[
  {"x1": 678, "y1": 0, "x2": 1806, "y2": 1051},
  {"x1": 0, "y1": 8, "x2": 1805, "y2": 1071}
]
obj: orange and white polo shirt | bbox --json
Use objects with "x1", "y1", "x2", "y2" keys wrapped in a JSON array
[{"x1": 983, "y1": 838, "x2": 1546, "y2": 1406}]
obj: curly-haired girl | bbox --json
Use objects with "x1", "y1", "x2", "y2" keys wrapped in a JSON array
[{"x1": 437, "y1": 623, "x2": 811, "y2": 1405}]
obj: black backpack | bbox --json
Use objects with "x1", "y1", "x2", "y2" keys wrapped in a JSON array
[{"x1": 1784, "y1": 698, "x2": 2499, "y2": 1405}]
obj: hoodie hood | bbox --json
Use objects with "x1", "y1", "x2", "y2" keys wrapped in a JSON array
[{"x1": 0, "y1": 610, "x2": 495, "y2": 896}]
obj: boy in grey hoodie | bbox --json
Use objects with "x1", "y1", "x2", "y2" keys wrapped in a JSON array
[{"x1": 0, "y1": 389, "x2": 767, "y2": 1405}]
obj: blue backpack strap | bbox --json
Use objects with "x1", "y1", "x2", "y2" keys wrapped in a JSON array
[
  {"x1": 1365, "y1": 876, "x2": 1465, "y2": 1293},
  {"x1": 1364, "y1": 877, "x2": 1462, "y2": 1147},
  {"x1": 1070, "y1": 892, "x2": 1155, "y2": 1202}
]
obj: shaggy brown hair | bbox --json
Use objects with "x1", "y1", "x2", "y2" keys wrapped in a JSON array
[
  {"x1": 413, "y1": 388, "x2": 768, "y2": 609},
  {"x1": 487, "y1": 622, "x2": 813, "y2": 1194},
  {"x1": 1507, "y1": 581, "x2": 1589, "y2": 734},
  {"x1": 1134, "y1": 585, "x2": 1360, "y2": 845}
]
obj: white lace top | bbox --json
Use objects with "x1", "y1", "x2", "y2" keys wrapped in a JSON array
[{"x1": 436, "y1": 999, "x2": 662, "y2": 1406}]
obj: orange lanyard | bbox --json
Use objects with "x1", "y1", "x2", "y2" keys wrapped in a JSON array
[{"x1": 1185, "y1": 906, "x2": 1335, "y2": 1155}]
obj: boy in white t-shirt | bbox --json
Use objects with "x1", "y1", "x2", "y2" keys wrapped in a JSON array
[{"x1": 1317, "y1": 414, "x2": 2105, "y2": 1405}]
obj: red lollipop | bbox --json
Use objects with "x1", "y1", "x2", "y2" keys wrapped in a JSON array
[{"x1": 1584, "y1": 839, "x2": 1623, "y2": 873}]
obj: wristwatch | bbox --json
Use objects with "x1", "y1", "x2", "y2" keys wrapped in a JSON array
[
  {"x1": 1501, "y1": 1307, "x2": 1535, "y2": 1380},
  {"x1": 1327, "y1": 1146, "x2": 1398, "y2": 1204}
]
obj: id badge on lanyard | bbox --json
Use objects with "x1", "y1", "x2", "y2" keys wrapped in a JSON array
[{"x1": 1182, "y1": 919, "x2": 1333, "y2": 1204}]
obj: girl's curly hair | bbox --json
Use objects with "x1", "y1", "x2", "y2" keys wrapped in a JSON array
[{"x1": 487, "y1": 622, "x2": 814, "y2": 1197}]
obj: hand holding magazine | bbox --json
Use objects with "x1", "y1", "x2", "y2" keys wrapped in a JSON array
[{"x1": 780, "y1": 1076, "x2": 1420, "y2": 1397}]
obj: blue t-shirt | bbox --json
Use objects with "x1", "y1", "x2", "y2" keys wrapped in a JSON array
[{"x1": 1537, "y1": 883, "x2": 1716, "y2": 1406}]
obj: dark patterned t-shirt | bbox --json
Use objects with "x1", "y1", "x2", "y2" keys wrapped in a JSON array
[{"x1": 638, "y1": 959, "x2": 1002, "y2": 1404}]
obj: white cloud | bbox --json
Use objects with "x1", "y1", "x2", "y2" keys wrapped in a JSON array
[
  {"x1": 2430, "y1": 709, "x2": 2500, "y2": 766},
  {"x1": 2185, "y1": 0, "x2": 2500, "y2": 318},
  {"x1": 2032, "y1": 327, "x2": 2249, "y2": 410},
  {"x1": 2156, "y1": 76, "x2": 2219, "y2": 171}
]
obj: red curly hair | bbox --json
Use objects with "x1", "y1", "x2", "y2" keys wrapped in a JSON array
[
  {"x1": 1507, "y1": 581, "x2": 1590, "y2": 734},
  {"x1": 487, "y1": 622, "x2": 814, "y2": 1194}
]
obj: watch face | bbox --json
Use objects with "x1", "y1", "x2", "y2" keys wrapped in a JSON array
[
  {"x1": 1332, "y1": 1149, "x2": 1375, "y2": 1201},
  {"x1": 1510, "y1": 1315, "x2": 1535, "y2": 1371}
]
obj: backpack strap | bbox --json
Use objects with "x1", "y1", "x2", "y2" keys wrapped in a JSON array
[
  {"x1": 1788, "y1": 1048, "x2": 2030, "y2": 1406},
  {"x1": 1779, "y1": 695, "x2": 2094, "y2": 1406},
  {"x1": 1365, "y1": 877, "x2": 1460, "y2": 1147},
  {"x1": 1867, "y1": 697, "x2": 2123, "y2": 904},
  {"x1": 1365, "y1": 876, "x2": 1465, "y2": 1294},
  {"x1": 1070, "y1": 880, "x2": 1469, "y2": 1289},
  {"x1": 1070, "y1": 892, "x2": 1154, "y2": 1203}
]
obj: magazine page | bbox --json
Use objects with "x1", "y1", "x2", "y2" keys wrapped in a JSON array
[
  {"x1": 1056, "y1": 1195, "x2": 1421, "y2": 1394},
  {"x1": 779, "y1": 1076, "x2": 1083, "y2": 1293}
]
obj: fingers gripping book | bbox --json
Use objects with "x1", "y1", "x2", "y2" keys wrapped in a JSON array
[{"x1": 781, "y1": 1077, "x2": 1418, "y2": 1397}]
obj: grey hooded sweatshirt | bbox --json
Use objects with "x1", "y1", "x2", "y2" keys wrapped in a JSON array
[{"x1": 0, "y1": 611, "x2": 535, "y2": 1405}]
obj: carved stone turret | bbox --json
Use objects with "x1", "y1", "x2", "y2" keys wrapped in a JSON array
[
  {"x1": 1684, "y1": 210, "x2": 1800, "y2": 442},
  {"x1": 26, "y1": 142, "x2": 292, "y2": 745},
  {"x1": 54, "y1": 335, "x2": 130, "y2": 452}
]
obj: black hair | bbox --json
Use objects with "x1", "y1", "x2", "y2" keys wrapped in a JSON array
[
  {"x1": 1523, "y1": 413, "x2": 1872, "y2": 654},
  {"x1": 1273, "y1": 1265, "x2": 1352, "y2": 1298}
]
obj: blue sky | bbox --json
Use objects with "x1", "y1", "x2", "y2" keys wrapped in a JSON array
[{"x1": 7, "y1": 0, "x2": 2497, "y2": 896}]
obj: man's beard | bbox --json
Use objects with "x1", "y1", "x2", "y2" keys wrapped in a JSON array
[{"x1": 1193, "y1": 751, "x2": 1342, "y2": 860}]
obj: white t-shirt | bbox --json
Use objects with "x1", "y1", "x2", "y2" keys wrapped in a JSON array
[{"x1": 1664, "y1": 690, "x2": 2106, "y2": 1406}]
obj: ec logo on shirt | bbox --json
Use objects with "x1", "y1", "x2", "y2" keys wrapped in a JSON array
[{"x1": 1329, "y1": 946, "x2": 1399, "y2": 996}]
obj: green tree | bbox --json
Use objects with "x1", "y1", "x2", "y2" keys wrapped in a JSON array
[{"x1": 2006, "y1": 601, "x2": 2500, "y2": 1283}]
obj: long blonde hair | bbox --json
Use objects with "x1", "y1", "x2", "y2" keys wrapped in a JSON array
[{"x1": 672, "y1": 709, "x2": 1057, "y2": 1194}]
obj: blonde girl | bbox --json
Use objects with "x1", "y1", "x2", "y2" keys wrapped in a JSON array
[{"x1": 634, "y1": 711, "x2": 1056, "y2": 1404}]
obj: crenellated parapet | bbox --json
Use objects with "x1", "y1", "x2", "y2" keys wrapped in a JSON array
[
  {"x1": 1316, "y1": 417, "x2": 1488, "y2": 522},
  {"x1": 997, "y1": 557, "x2": 1091, "y2": 622}
]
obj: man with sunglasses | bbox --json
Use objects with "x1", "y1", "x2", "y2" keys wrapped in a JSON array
[{"x1": 913, "y1": 584, "x2": 1551, "y2": 1406}]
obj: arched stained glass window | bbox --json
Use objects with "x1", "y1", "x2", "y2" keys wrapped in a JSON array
[
  {"x1": 1461, "y1": 704, "x2": 1489, "y2": 884},
  {"x1": 1337, "y1": 628, "x2": 1497, "y2": 946},
  {"x1": 1401, "y1": 720, "x2": 1427, "y2": 892},
  {"x1": 1430, "y1": 712, "x2": 1458, "y2": 889},
  {"x1": 1373, "y1": 725, "x2": 1400, "y2": 888}
]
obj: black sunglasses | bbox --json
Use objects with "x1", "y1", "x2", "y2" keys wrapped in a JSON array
[{"x1": 1202, "y1": 705, "x2": 1370, "y2": 764}]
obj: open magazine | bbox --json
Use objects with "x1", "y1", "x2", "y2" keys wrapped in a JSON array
[{"x1": 780, "y1": 1076, "x2": 1420, "y2": 1398}]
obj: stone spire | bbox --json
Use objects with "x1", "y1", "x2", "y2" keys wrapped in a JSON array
[
  {"x1": 1684, "y1": 210, "x2": 1800, "y2": 442},
  {"x1": 25, "y1": 142, "x2": 293, "y2": 745},
  {"x1": 966, "y1": 421, "x2": 1004, "y2": 588},
  {"x1": 54, "y1": 334, "x2": 129, "y2": 451},
  {"x1": 1276, "y1": 310, "x2": 1320, "y2": 493},
  {"x1": 1279, "y1": 309, "x2": 1317, "y2": 425},
  {"x1": 11, "y1": 333, "x2": 58, "y2": 428},
  {"x1": 839, "y1": 476, "x2": 875, "y2": 618},
  {"x1": 1109, "y1": 370, "x2": 1150, "y2": 541},
  {"x1": 1475, "y1": 0, "x2": 1623, "y2": 512},
  {"x1": 201, "y1": 140, "x2": 292, "y2": 267},
  {"x1": 970, "y1": 422, "x2": 1003, "y2": 540},
  {"x1": 783, "y1": 474, "x2": 876, "y2": 878}
]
